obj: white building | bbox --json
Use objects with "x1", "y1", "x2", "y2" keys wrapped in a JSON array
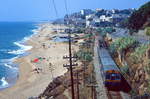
[
  {"x1": 100, "y1": 15, "x2": 112, "y2": 22},
  {"x1": 86, "y1": 14, "x2": 100, "y2": 27},
  {"x1": 80, "y1": 9, "x2": 94, "y2": 16}
]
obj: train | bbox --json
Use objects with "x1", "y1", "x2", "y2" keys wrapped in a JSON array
[{"x1": 98, "y1": 40, "x2": 121, "y2": 87}]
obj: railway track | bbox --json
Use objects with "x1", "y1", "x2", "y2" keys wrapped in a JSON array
[{"x1": 107, "y1": 90, "x2": 122, "y2": 99}]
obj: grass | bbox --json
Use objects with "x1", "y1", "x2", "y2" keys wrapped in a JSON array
[{"x1": 146, "y1": 27, "x2": 150, "y2": 36}]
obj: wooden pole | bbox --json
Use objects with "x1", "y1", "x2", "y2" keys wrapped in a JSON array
[
  {"x1": 76, "y1": 71, "x2": 80, "y2": 99},
  {"x1": 68, "y1": 29, "x2": 75, "y2": 99}
]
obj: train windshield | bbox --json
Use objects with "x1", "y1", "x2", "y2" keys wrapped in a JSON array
[
  {"x1": 110, "y1": 73, "x2": 121, "y2": 80},
  {"x1": 106, "y1": 74, "x2": 110, "y2": 79},
  {"x1": 111, "y1": 73, "x2": 116, "y2": 80},
  {"x1": 115, "y1": 74, "x2": 121, "y2": 80},
  {"x1": 106, "y1": 73, "x2": 121, "y2": 80}
]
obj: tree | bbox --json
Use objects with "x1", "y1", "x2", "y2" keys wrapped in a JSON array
[{"x1": 128, "y1": 1, "x2": 150, "y2": 30}]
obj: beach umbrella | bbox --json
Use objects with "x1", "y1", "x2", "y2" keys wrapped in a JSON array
[{"x1": 33, "y1": 58, "x2": 39, "y2": 63}]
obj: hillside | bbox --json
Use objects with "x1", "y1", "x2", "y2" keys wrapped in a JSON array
[{"x1": 128, "y1": 1, "x2": 150, "y2": 30}]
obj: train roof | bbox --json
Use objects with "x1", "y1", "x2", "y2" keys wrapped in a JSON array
[
  {"x1": 100, "y1": 57, "x2": 116, "y2": 66},
  {"x1": 99, "y1": 48, "x2": 120, "y2": 72},
  {"x1": 102, "y1": 63, "x2": 120, "y2": 72},
  {"x1": 99, "y1": 48, "x2": 113, "y2": 59}
]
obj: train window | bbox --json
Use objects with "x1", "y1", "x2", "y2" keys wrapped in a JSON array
[
  {"x1": 116, "y1": 74, "x2": 121, "y2": 80},
  {"x1": 111, "y1": 75, "x2": 115, "y2": 80},
  {"x1": 111, "y1": 73, "x2": 117, "y2": 80},
  {"x1": 106, "y1": 74, "x2": 110, "y2": 79}
]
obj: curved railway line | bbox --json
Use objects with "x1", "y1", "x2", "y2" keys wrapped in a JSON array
[{"x1": 94, "y1": 36, "x2": 131, "y2": 99}]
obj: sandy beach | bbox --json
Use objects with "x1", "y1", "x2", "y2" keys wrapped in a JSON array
[{"x1": 0, "y1": 24, "x2": 78, "y2": 99}]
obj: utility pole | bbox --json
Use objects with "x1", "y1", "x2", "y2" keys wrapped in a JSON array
[
  {"x1": 74, "y1": 70, "x2": 82, "y2": 99},
  {"x1": 63, "y1": 28, "x2": 78, "y2": 99},
  {"x1": 87, "y1": 72, "x2": 98, "y2": 99},
  {"x1": 49, "y1": 63, "x2": 54, "y2": 80},
  {"x1": 82, "y1": 60, "x2": 87, "y2": 86},
  {"x1": 76, "y1": 72, "x2": 80, "y2": 99},
  {"x1": 68, "y1": 30, "x2": 75, "y2": 99},
  {"x1": 87, "y1": 84, "x2": 97, "y2": 99}
]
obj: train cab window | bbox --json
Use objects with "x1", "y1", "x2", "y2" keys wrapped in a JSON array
[
  {"x1": 106, "y1": 74, "x2": 110, "y2": 79},
  {"x1": 116, "y1": 74, "x2": 121, "y2": 80},
  {"x1": 111, "y1": 73, "x2": 116, "y2": 80}
]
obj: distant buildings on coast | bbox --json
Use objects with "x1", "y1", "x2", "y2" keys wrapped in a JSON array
[{"x1": 63, "y1": 8, "x2": 134, "y2": 28}]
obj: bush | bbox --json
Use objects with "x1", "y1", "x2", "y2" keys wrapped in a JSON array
[
  {"x1": 128, "y1": 1, "x2": 150, "y2": 30},
  {"x1": 131, "y1": 44, "x2": 149, "y2": 58},
  {"x1": 97, "y1": 27, "x2": 115, "y2": 37},
  {"x1": 76, "y1": 50, "x2": 93, "y2": 62},
  {"x1": 130, "y1": 44, "x2": 149, "y2": 62},
  {"x1": 146, "y1": 27, "x2": 150, "y2": 36},
  {"x1": 109, "y1": 37, "x2": 137, "y2": 53}
]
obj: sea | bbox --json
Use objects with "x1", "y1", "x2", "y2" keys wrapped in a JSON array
[{"x1": 0, "y1": 22, "x2": 39, "y2": 90}]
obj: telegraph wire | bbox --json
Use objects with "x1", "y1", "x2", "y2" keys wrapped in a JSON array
[
  {"x1": 64, "y1": 0, "x2": 69, "y2": 14},
  {"x1": 52, "y1": 0, "x2": 58, "y2": 17}
]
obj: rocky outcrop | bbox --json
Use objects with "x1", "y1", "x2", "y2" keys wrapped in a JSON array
[
  {"x1": 37, "y1": 60, "x2": 94, "y2": 99},
  {"x1": 38, "y1": 67, "x2": 86, "y2": 99},
  {"x1": 38, "y1": 76, "x2": 65, "y2": 98},
  {"x1": 123, "y1": 50, "x2": 150, "y2": 95}
]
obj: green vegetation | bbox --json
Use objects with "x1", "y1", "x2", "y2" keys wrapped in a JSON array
[
  {"x1": 144, "y1": 63, "x2": 150, "y2": 74},
  {"x1": 97, "y1": 27, "x2": 116, "y2": 37},
  {"x1": 110, "y1": 37, "x2": 137, "y2": 65},
  {"x1": 128, "y1": 1, "x2": 150, "y2": 30},
  {"x1": 130, "y1": 44, "x2": 149, "y2": 63},
  {"x1": 110, "y1": 37, "x2": 137, "y2": 53},
  {"x1": 76, "y1": 29, "x2": 94, "y2": 62},
  {"x1": 119, "y1": 18, "x2": 129, "y2": 28},
  {"x1": 76, "y1": 50, "x2": 93, "y2": 62},
  {"x1": 146, "y1": 27, "x2": 150, "y2": 36},
  {"x1": 77, "y1": 28, "x2": 85, "y2": 33},
  {"x1": 147, "y1": 79, "x2": 150, "y2": 93}
]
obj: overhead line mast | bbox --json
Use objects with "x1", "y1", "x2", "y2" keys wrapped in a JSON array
[
  {"x1": 51, "y1": 0, "x2": 76, "y2": 98},
  {"x1": 63, "y1": 0, "x2": 76, "y2": 99}
]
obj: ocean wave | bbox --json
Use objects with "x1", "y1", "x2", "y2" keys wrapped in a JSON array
[
  {"x1": 31, "y1": 29, "x2": 39, "y2": 34},
  {"x1": 0, "y1": 57, "x2": 17, "y2": 63},
  {"x1": 0, "y1": 57, "x2": 18, "y2": 70},
  {"x1": 0, "y1": 23, "x2": 39, "y2": 90},
  {"x1": 8, "y1": 42, "x2": 32, "y2": 55},
  {"x1": 0, "y1": 77, "x2": 9, "y2": 88},
  {"x1": 7, "y1": 27, "x2": 40, "y2": 55},
  {"x1": 0, "y1": 49, "x2": 12, "y2": 52},
  {"x1": 4, "y1": 63, "x2": 18, "y2": 70}
]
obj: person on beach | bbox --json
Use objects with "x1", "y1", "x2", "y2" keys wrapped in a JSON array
[
  {"x1": 42, "y1": 43, "x2": 46, "y2": 48},
  {"x1": 49, "y1": 63, "x2": 52, "y2": 67},
  {"x1": 31, "y1": 68, "x2": 42, "y2": 74}
]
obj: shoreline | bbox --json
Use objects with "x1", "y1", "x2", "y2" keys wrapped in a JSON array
[
  {"x1": 0, "y1": 23, "x2": 77, "y2": 99},
  {"x1": 0, "y1": 23, "x2": 40, "y2": 90}
]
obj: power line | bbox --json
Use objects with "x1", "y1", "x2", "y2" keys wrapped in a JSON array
[
  {"x1": 52, "y1": 0, "x2": 58, "y2": 17},
  {"x1": 64, "y1": 0, "x2": 69, "y2": 14}
]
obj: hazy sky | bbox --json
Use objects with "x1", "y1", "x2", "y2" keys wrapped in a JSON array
[{"x1": 0, "y1": 0, "x2": 149, "y2": 21}]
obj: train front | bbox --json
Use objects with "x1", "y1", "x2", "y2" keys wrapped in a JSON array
[{"x1": 104, "y1": 70, "x2": 121, "y2": 87}]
